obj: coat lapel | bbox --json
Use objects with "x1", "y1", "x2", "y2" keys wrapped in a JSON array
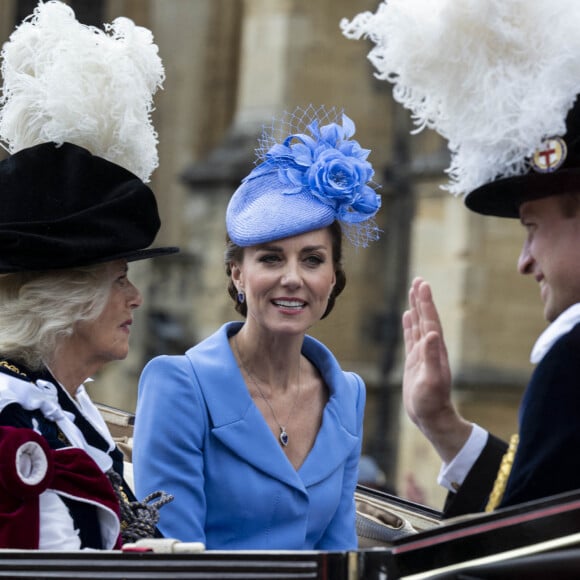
[
  {"x1": 186, "y1": 323, "x2": 304, "y2": 491},
  {"x1": 185, "y1": 322, "x2": 360, "y2": 491},
  {"x1": 298, "y1": 337, "x2": 360, "y2": 486}
]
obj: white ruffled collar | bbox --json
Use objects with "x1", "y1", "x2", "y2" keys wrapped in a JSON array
[
  {"x1": 0, "y1": 372, "x2": 114, "y2": 472},
  {"x1": 530, "y1": 303, "x2": 580, "y2": 364}
]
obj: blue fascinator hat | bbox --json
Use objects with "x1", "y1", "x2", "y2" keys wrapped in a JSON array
[{"x1": 226, "y1": 105, "x2": 382, "y2": 247}]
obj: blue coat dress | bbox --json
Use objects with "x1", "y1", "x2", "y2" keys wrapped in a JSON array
[{"x1": 133, "y1": 321, "x2": 365, "y2": 550}]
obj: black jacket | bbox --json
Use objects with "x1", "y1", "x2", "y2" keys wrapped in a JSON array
[{"x1": 444, "y1": 323, "x2": 580, "y2": 517}]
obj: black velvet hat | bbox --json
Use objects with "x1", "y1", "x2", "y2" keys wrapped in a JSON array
[
  {"x1": 0, "y1": 1, "x2": 178, "y2": 273},
  {"x1": 465, "y1": 98, "x2": 580, "y2": 218},
  {"x1": 0, "y1": 142, "x2": 178, "y2": 273}
]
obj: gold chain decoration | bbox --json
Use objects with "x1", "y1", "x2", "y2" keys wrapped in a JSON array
[
  {"x1": 485, "y1": 433, "x2": 519, "y2": 512},
  {"x1": 0, "y1": 360, "x2": 27, "y2": 378}
]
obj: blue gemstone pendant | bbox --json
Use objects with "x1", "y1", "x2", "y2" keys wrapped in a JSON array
[{"x1": 279, "y1": 429, "x2": 289, "y2": 447}]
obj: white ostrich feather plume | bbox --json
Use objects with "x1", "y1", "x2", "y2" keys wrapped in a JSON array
[
  {"x1": 341, "y1": 0, "x2": 580, "y2": 197},
  {"x1": 0, "y1": 0, "x2": 164, "y2": 182}
]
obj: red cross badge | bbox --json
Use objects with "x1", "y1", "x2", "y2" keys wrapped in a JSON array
[{"x1": 531, "y1": 136, "x2": 567, "y2": 173}]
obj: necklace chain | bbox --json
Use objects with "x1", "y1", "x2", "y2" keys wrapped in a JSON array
[{"x1": 233, "y1": 334, "x2": 301, "y2": 447}]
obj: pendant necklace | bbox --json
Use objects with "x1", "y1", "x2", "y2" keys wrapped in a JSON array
[{"x1": 233, "y1": 334, "x2": 301, "y2": 447}]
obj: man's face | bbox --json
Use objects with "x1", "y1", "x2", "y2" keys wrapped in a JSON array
[{"x1": 518, "y1": 195, "x2": 580, "y2": 322}]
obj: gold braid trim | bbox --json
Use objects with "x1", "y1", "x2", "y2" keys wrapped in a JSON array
[
  {"x1": 0, "y1": 360, "x2": 28, "y2": 378},
  {"x1": 485, "y1": 433, "x2": 519, "y2": 512}
]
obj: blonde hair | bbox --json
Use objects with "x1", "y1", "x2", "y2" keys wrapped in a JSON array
[{"x1": 0, "y1": 263, "x2": 113, "y2": 370}]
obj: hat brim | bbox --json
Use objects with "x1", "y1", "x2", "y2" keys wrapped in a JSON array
[
  {"x1": 0, "y1": 246, "x2": 181, "y2": 273},
  {"x1": 464, "y1": 168, "x2": 580, "y2": 218},
  {"x1": 89, "y1": 245, "x2": 180, "y2": 266},
  {"x1": 226, "y1": 173, "x2": 337, "y2": 247}
]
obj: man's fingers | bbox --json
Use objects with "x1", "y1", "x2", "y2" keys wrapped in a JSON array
[
  {"x1": 402, "y1": 310, "x2": 413, "y2": 355},
  {"x1": 416, "y1": 280, "x2": 445, "y2": 340},
  {"x1": 423, "y1": 330, "x2": 443, "y2": 372}
]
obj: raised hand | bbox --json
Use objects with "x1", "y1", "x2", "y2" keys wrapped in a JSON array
[{"x1": 402, "y1": 277, "x2": 472, "y2": 463}]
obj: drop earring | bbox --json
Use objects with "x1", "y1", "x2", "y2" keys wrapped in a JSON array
[{"x1": 237, "y1": 290, "x2": 245, "y2": 304}]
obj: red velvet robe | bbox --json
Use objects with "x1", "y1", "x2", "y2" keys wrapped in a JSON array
[{"x1": 0, "y1": 426, "x2": 121, "y2": 549}]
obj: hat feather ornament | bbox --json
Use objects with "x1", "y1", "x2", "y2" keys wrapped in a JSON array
[
  {"x1": 0, "y1": 0, "x2": 164, "y2": 182},
  {"x1": 226, "y1": 104, "x2": 382, "y2": 248},
  {"x1": 341, "y1": 0, "x2": 580, "y2": 204},
  {"x1": 0, "y1": 0, "x2": 178, "y2": 273}
]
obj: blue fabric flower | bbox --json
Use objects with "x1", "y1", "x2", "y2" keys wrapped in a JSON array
[
  {"x1": 247, "y1": 114, "x2": 381, "y2": 224},
  {"x1": 228, "y1": 106, "x2": 382, "y2": 247}
]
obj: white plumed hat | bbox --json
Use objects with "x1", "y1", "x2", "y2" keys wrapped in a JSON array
[
  {"x1": 0, "y1": 0, "x2": 164, "y2": 183},
  {"x1": 0, "y1": 1, "x2": 178, "y2": 272},
  {"x1": 341, "y1": 0, "x2": 580, "y2": 217}
]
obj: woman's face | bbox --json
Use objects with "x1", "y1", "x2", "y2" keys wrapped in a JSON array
[
  {"x1": 231, "y1": 228, "x2": 336, "y2": 336},
  {"x1": 71, "y1": 259, "x2": 142, "y2": 369}
]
